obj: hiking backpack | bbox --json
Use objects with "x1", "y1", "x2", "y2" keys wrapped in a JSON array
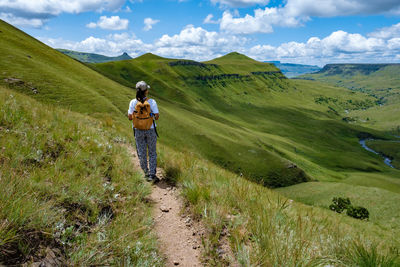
[{"x1": 132, "y1": 100, "x2": 154, "y2": 130}]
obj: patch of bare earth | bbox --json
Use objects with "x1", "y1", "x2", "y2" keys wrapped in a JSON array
[
  {"x1": 127, "y1": 146, "x2": 204, "y2": 266},
  {"x1": 127, "y1": 144, "x2": 243, "y2": 266}
]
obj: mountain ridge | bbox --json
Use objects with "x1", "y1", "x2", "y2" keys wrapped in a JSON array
[{"x1": 57, "y1": 49, "x2": 132, "y2": 63}]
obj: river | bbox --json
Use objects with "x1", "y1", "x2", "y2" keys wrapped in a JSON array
[{"x1": 359, "y1": 139, "x2": 395, "y2": 169}]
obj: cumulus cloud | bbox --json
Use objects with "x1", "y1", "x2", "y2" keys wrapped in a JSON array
[
  {"x1": 219, "y1": 0, "x2": 400, "y2": 34},
  {"x1": 41, "y1": 32, "x2": 149, "y2": 57},
  {"x1": 143, "y1": 18, "x2": 159, "y2": 31},
  {"x1": 203, "y1": 14, "x2": 220, "y2": 24},
  {"x1": 86, "y1": 16, "x2": 129, "y2": 30},
  {"x1": 248, "y1": 29, "x2": 395, "y2": 66},
  {"x1": 283, "y1": 0, "x2": 400, "y2": 17},
  {"x1": 368, "y1": 22, "x2": 400, "y2": 39},
  {"x1": 40, "y1": 22, "x2": 400, "y2": 65},
  {"x1": 154, "y1": 25, "x2": 247, "y2": 60},
  {"x1": 220, "y1": 8, "x2": 304, "y2": 34},
  {"x1": 0, "y1": 0, "x2": 126, "y2": 28},
  {"x1": 0, "y1": 12, "x2": 45, "y2": 28},
  {"x1": 40, "y1": 25, "x2": 247, "y2": 61}
]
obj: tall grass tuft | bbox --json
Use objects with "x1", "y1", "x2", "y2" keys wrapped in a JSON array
[
  {"x1": 158, "y1": 145, "x2": 400, "y2": 266},
  {"x1": 0, "y1": 87, "x2": 162, "y2": 265}
]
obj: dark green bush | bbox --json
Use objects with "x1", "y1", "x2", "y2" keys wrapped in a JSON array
[
  {"x1": 347, "y1": 206, "x2": 369, "y2": 220},
  {"x1": 329, "y1": 197, "x2": 351, "y2": 213},
  {"x1": 329, "y1": 197, "x2": 369, "y2": 220}
]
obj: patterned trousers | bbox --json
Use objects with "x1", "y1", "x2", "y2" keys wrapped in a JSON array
[{"x1": 134, "y1": 128, "x2": 157, "y2": 176}]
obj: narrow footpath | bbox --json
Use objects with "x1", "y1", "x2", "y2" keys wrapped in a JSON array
[{"x1": 126, "y1": 146, "x2": 204, "y2": 267}]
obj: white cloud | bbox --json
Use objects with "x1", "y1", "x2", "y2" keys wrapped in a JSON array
[
  {"x1": 154, "y1": 25, "x2": 247, "y2": 60},
  {"x1": 218, "y1": 0, "x2": 400, "y2": 34},
  {"x1": 203, "y1": 14, "x2": 220, "y2": 24},
  {"x1": 249, "y1": 29, "x2": 395, "y2": 66},
  {"x1": 283, "y1": 0, "x2": 400, "y2": 17},
  {"x1": 0, "y1": 12, "x2": 45, "y2": 28},
  {"x1": 368, "y1": 23, "x2": 400, "y2": 39},
  {"x1": 41, "y1": 32, "x2": 149, "y2": 57},
  {"x1": 143, "y1": 17, "x2": 159, "y2": 31},
  {"x1": 86, "y1": 16, "x2": 129, "y2": 30},
  {"x1": 0, "y1": 0, "x2": 126, "y2": 28},
  {"x1": 40, "y1": 22, "x2": 400, "y2": 65},
  {"x1": 41, "y1": 25, "x2": 247, "y2": 61},
  {"x1": 220, "y1": 8, "x2": 304, "y2": 34},
  {"x1": 210, "y1": 0, "x2": 269, "y2": 7}
]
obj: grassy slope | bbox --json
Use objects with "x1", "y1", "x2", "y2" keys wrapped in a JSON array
[
  {"x1": 57, "y1": 49, "x2": 132, "y2": 63},
  {"x1": 0, "y1": 86, "x2": 161, "y2": 265},
  {"x1": 91, "y1": 54, "x2": 393, "y2": 182},
  {"x1": 300, "y1": 64, "x2": 400, "y2": 132},
  {"x1": 0, "y1": 20, "x2": 134, "y2": 123},
  {"x1": 1, "y1": 19, "x2": 400, "y2": 263},
  {"x1": 91, "y1": 52, "x2": 400, "y2": 195},
  {"x1": 366, "y1": 140, "x2": 400, "y2": 169},
  {"x1": 159, "y1": 145, "x2": 400, "y2": 266}
]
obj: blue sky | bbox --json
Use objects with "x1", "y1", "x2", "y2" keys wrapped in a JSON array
[{"x1": 1, "y1": 0, "x2": 400, "y2": 66}]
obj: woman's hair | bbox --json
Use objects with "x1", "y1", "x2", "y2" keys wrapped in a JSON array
[{"x1": 136, "y1": 89, "x2": 147, "y2": 103}]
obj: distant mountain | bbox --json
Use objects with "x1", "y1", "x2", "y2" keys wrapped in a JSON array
[
  {"x1": 57, "y1": 49, "x2": 132, "y2": 63},
  {"x1": 266, "y1": 61, "x2": 321, "y2": 77}
]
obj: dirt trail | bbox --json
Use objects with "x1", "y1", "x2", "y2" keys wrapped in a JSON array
[{"x1": 126, "y1": 146, "x2": 204, "y2": 267}]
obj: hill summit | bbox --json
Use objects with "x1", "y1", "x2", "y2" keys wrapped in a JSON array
[
  {"x1": 134, "y1": 52, "x2": 170, "y2": 61},
  {"x1": 208, "y1": 52, "x2": 258, "y2": 63}
]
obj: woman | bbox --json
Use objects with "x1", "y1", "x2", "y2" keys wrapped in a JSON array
[{"x1": 128, "y1": 81, "x2": 160, "y2": 182}]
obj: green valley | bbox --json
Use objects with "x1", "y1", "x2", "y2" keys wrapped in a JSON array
[
  {"x1": 1, "y1": 19, "x2": 400, "y2": 265},
  {"x1": 300, "y1": 64, "x2": 400, "y2": 132}
]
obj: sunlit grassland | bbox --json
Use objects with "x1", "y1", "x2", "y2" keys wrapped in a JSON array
[
  {"x1": 0, "y1": 86, "x2": 162, "y2": 265},
  {"x1": 2, "y1": 18, "x2": 400, "y2": 265},
  {"x1": 276, "y1": 180, "x2": 400, "y2": 231},
  {"x1": 158, "y1": 145, "x2": 400, "y2": 266},
  {"x1": 366, "y1": 140, "x2": 400, "y2": 169},
  {"x1": 300, "y1": 64, "x2": 400, "y2": 132},
  {"x1": 92, "y1": 54, "x2": 397, "y2": 186}
]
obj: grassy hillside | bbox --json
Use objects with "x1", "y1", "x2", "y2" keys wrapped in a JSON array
[
  {"x1": 300, "y1": 64, "x2": 400, "y2": 132},
  {"x1": 91, "y1": 52, "x2": 398, "y2": 183},
  {"x1": 366, "y1": 140, "x2": 400, "y2": 169},
  {"x1": 1, "y1": 18, "x2": 400, "y2": 253},
  {"x1": 57, "y1": 49, "x2": 132, "y2": 63},
  {"x1": 0, "y1": 86, "x2": 161, "y2": 265},
  {"x1": 158, "y1": 145, "x2": 400, "y2": 266},
  {"x1": 91, "y1": 55, "x2": 400, "y2": 234},
  {"x1": 0, "y1": 20, "x2": 134, "y2": 121},
  {"x1": 2, "y1": 85, "x2": 399, "y2": 266}
]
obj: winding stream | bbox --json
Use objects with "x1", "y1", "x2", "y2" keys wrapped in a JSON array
[{"x1": 359, "y1": 139, "x2": 395, "y2": 168}]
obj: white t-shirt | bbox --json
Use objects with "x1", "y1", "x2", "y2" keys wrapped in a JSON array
[{"x1": 128, "y1": 98, "x2": 159, "y2": 129}]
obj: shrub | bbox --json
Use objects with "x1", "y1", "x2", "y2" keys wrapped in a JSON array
[
  {"x1": 347, "y1": 206, "x2": 369, "y2": 220},
  {"x1": 329, "y1": 197, "x2": 369, "y2": 220},
  {"x1": 329, "y1": 197, "x2": 351, "y2": 213}
]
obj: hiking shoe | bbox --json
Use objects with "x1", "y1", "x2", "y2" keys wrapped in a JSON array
[
  {"x1": 149, "y1": 175, "x2": 160, "y2": 183},
  {"x1": 145, "y1": 174, "x2": 153, "y2": 182}
]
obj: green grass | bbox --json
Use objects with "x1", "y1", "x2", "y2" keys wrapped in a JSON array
[
  {"x1": 2, "y1": 19, "x2": 400, "y2": 264},
  {"x1": 0, "y1": 86, "x2": 162, "y2": 265},
  {"x1": 276, "y1": 181, "x2": 400, "y2": 231},
  {"x1": 366, "y1": 140, "x2": 400, "y2": 169},
  {"x1": 91, "y1": 52, "x2": 397, "y2": 186},
  {"x1": 300, "y1": 64, "x2": 400, "y2": 132},
  {"x1": 158, "y1": 145, "x2": 400, "y2": 266}
]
